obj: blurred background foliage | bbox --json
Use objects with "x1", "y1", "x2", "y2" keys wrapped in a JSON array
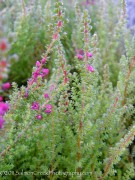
[{"x1": 0, "y1": 0, "x2": 134, "y2": 87}]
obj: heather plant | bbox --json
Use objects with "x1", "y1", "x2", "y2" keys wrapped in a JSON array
[
  {"x1": 1, "y1": 0, "x2": 118, "y2": 86},
  {"x1": 0, "y1": 0, "x2": 135, "y2": 180},
  {"x1": 1, "y1": 0, "x2": 128, "y2": 87}
]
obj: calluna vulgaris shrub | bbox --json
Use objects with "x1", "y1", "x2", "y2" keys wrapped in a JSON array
[{"x1": 0, "y1": 0, "x2": 135, "y2": 179}]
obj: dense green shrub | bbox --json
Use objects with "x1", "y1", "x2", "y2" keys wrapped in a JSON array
[{"x1": 0, "y1": 0, "x2": 135, "y2": 180}]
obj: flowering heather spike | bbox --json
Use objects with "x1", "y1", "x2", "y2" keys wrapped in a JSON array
[
  {"x1": 36, "y1": 114, "x2": 42, "y2": 120},
  {"x1": 31, "y1": 102, "x2": 40, "y2": 110},
  {"x1": 2, "y1": 82, "x2": 11, "y2": 90},
  {"x1": 87, "y1": 65, "x2": 94, "y2": 72},
  {"x1": 86, "y1": 52, "x2": 93, "y2": 58},
  {"x1": 0, "y1": 117, "x2": 5, "y2": 129}
]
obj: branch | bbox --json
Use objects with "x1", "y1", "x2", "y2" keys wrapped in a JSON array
[{"x1": 100, "y1": 125, "x2": 135, "y2": 180}]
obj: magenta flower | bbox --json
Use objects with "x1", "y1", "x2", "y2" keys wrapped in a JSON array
[
  {"x1": 53, "y1": 33, "x2": 58, "y2": 40},
  {"x1": 31, "y1": 102, "x2": 40, "y2": 110},
  {"x1": 0, "y1": 117, "x2": 5, "y2": 129},
  {"x1": 45, "y1": 109, "x2": 52, "y2": 114},
  {"x1": 78, "y1": 49, "x2": 84, "y2": 55},
  {"x1": 45, "y1": 104, "x2": 52, "y2": 114},
  {"x1": 77, "y1": 54, "x2": 84, "y2": 60},
  {"x1": 36, "y1": 61, "x2": 41, "y2": 67},
  {"x1": 44, "y1": 93, "x2": 49, "y2": 99},
  {"x1": 46, "y1": 104, "x2": 52, "y2": 109},
  {"x1": 32, "y1": 69, "x2": 40, "y2": 79},
  {"x1": 57, "y1": 21, "x2": 63, "y2": 27},
  {"x1": 42, "y1": 68, "x2": 49, "y2": 75},
  {"x1": 2, "y1": 82, "x2": 11, "y2": 90},
  {"x1": 87, "y1": 65, "x2": 94, "y2": 72},
  {"x1": 86, "y1": 52, "x2": 93, "y2": 58},
  {"x1": 36, "y1": 114, "x2": 42, "y2": 120},
  {"x1": 41, "y1": 58, "x2": 46, "y2": 64},
  {"x1": 0, "y1": 102, "x2": 9, "y2": 116},
  {"x1": 41, "y1": 69, "x2": 49, "y2": 78}
]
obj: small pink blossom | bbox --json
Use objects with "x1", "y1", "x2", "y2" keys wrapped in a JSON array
[
  {"x1": 77, "y1": 54, "x2": 83, "y2": 60},
  {"x1": 41, "y1": 58, "x2": 46, "y2": 64},
  {"x1": 32, "y1": 69, "x2": 40, "y2": 79},
  {"x1": 31, "y1": 102, "x2": 40, "y2": 110},
  {"x1": 0, "y1": 117, "x2": 5, "y2": 129},
  {"x1": 44, "y1": 93, "x2": 49, "y2": 99},
  {"x1": 42, "y1": 68, "x2": 49, "y2": 76},
  {"x1": 53, "y1": 33, "x2": 58, "y2": 40},
  {"x1": 36, "y1": 61, "x2": 41, "y2": 67},
  {"x1": 0, "y1": 102, "x2": 9, "y2": 116},
  {"x1": 84, "y1": 29, "x2": 88, "y2": 33},
  {"x1": 45, "y1": 104, "x2": 52, "y2": 114},
  {"x1": 45, "y1": 109, "x2": 52, "y2": 114},
  {"x1": 57, "y1": 21, "x2": 63, "y2": 27},
  {"x1": 46, "y1": 104, "x2": 52, "y2": 109},
  {"x1": 87, "y1": 65, "x2": 94, "y2": 72},
  {"x1": 2, "y1": 82, "x2": 11, "y2": 90},
  {"x1": 36, "y1": 114, "x2": 42, "y2": 120},
  {"x1": 86, "y1": 52, "x2": 93, "y2": 58},
  {"x1": 78, "y1": 49, "x2": 84, "y2": 55}
]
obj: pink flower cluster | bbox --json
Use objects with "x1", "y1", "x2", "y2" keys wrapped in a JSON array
[
  {"x1": 32, "y1": 57, "x2": 49, "y2": 85},
  {"x1": 45, "y1": 104, "x2": 52, "y2": 114},
  {"x1": 32, "y1": 57, "x2": 49, "y2": 82},
  {"x1": 76, "y1": 49, "x2": 94, "y2": 72},
  {"x1": 86, "y1": 65, "x2": 94, "y2": 72},
  {"x1": 1, "y1": 82, "x2": 11, "y2": 90},
  {"x1": 76, "y1": 49, "x2": 84, "y2": 60},
  {"x1": 0, "y1": 102, "x2": 9, "y2": 129},
  {"x1": 31, "y1": 93, "x2": 52, "y2": 120},
  {"x1": 76, "y1": 49, "x2": 93, "y2": 60}
]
